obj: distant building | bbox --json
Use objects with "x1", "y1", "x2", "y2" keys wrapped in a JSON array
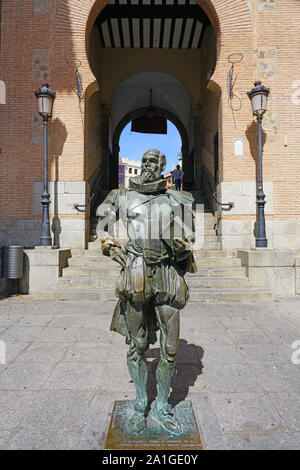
[
  {"x1": 118, "y1": 162, "x2": 125, "y2": 187},
  {"x1": 163, "y1": 172, "x2": 173, "y2": 188},
  {"x1": 119, "y1": 158, "x2": 141, "y2": 188}
]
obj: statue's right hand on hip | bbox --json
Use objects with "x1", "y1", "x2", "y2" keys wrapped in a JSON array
[{"x1": 100, "y1": 237, "x2": 127, "y2": 267}]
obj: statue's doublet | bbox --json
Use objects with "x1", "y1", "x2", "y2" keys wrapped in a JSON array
[{"x1": 96, "y1": 184, "x2": 196, "y2": 340}]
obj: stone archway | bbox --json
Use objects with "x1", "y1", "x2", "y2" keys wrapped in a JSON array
[
  {"x1": 53, "y1": 0, "x2": 254, "y2": 248},
  {"x1": 110, "y1": 106, "x2": 189, "y2": 190},
  {"x1": 54, "y1": 0, "x2": 253, "y2": 186}
]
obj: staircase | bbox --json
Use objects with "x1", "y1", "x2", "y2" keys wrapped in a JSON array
[{"x1": 35, "y1": 190, "x2": 272, "y2": 302}]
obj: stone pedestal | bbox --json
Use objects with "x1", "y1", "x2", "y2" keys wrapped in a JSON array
[
  {"x1": 104, "y1": 400, "x2": 203, "y2": 450},
  {"x1": 19, "y1": 247, "x2": 71, "y2": 294},
  {"x1": 237, "y1": 249, "x2": 296, "y2": 297}
]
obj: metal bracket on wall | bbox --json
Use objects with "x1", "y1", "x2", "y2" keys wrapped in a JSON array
[
  {"x1": 227, "y1": 53, "x2": 243, "y2": 112},
  {"x1": 67, "y1": 58, "x2": 83, "y2": 100}
]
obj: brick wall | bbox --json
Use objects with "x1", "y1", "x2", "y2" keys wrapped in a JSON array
[{"x1": 0, "y1": 0, "x2": 300, "y2": 249}]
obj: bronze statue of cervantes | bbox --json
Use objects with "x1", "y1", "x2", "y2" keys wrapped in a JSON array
[{"x1": 96, "y1": 149, "x2": 196, "y2": 437}]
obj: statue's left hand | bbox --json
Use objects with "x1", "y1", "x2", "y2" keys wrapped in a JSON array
[
  {"x1": 173, "y1": 239, "x2": 189, "y2": 253},
  {"x1": 172, "y1": 238, "x2": 192, "y2": 261}
]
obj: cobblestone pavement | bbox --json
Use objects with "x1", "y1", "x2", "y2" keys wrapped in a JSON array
[{"x1": 0, "y1": 296, "x2": 300, "y2": 450}]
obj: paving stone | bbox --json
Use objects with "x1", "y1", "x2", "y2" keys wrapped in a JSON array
[
  {"x1": 5, "y1": 342, "x2": 30, "y2": 363},
  {"x1": 268, "y1": 392, "x2": 300, "y2": 431},
  {"x1": 36, "y1": 327, "x2": 77, "y2": 343},
  {"x1": 239, "y1": 343, "x2": 291, "y2": 364},
  {"x1": 0, "y1": 312, "x2": 23, "y2": 327},
  {"x1": 200, "y1": 343, "x2": 247, "y2": 365},
  {"x1": 0, "y1": 327, "x2": 43, "y2": 343},
  {"x1": 225, "y1": 433, "x2": 300, "y2": 450},
  {"x1": 0, "y1": 430, "x2": 12, "y2": 449},
  {"x1": 181, "y1": 313, "x2": 221, "y2": 330},
  {"x1": 99, "y1": 365, "x2": 136, "y2": 393},
  {"x1": 291, "y1": 433, "x2": 300, "y2": 447},
  {"x1": 218, "y1": 315, "x2": 258, "y2": 329},
  {"x1": 260, "y1": 325, "x2": 300, "y2": 344},
  {"x1": 187, "y1": 329, "x2": 235, "y2": 346},
  {"x1": 72, "y1": 327, "x2": 112, "y2": 344},
  {"x1": 210, "y1": 392, "x2": 284, "y2": 433},
  {"x1": 43, "y1": 362, "x2": 104, "y2": 391},
  {"x1": 64, "y1": 343, "x2": 111, "y2": 363},
  {"x1": 16, "y1": 314, "x2": 54, "y2": 327},
  {"x1": 20, "y1": 390, "x2": 93, "y2": 432},
  {"x1": 204, "y1": 364, "x2": 262, "y2": 393},
  {"x1": 78, "y1": 391, "x2": 135, "y2": 450},
  {"x1": 191, "y1": 392, "x2": 228, "y2": 450},
  {"x1": 171, "y1": 361, "x2": 205, "y2": 394},
  {"x1": 229, "y1": 328, "x2": 270, "y2": 346},
  {"x1": 17, "y1": 343, "x2": 67, "y2": 363},
  {"x1": 49, "y1": 314, "x2": 108, "y2": 329},
  {"x1": 0, "y1": 361, "x2": 55, "y2": 390},
  {"x1": 172, "y1": 340, "x2": 202, "y2": 365},
  {"x1": 0, "y1": 391, "x2": 38, "y2": 429},
  {"x1": 0, "y1": 298, "x2": 299, "y2": 450},
  {"x1": 252, "y1": 364, "x2": 300, "y2": 392},
  {"x1": 9, "y1": 430, "x2": 82, "y2": 450}
]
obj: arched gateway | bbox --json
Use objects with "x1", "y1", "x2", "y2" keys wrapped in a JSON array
[
  {"x1": 1, "y1": 0, "x2": 300, "y2": 299},
  {"x1": 52, "y1": 0, "x2": 267, "y2": 251}
]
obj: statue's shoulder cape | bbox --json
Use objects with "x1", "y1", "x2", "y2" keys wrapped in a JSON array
[{"x1": 166, "y1": 189, "x2": 194, "y2": 206}]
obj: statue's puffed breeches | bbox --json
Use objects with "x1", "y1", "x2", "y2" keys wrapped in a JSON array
[
  {"x1": 124, "y1": 303, "x2": 180, "y2": 357},
  {"x1": 116, "y1": 254, "x2": 189, "y2": 310}
]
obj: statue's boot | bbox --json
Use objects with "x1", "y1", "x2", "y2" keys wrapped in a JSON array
[
  {"x1": 127, "y1": 345, "x2": 148, "y2": 433},
  {"x1": 149, "y1": 401, "x2": 182, "y2": 436},
  {"x1": 149, "y1": 355, "x2": 182, "y2": 436}
]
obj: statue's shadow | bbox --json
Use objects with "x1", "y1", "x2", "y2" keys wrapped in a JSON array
[{"x1": 145, "y1": 339, "x2": 204, "y2": 409}]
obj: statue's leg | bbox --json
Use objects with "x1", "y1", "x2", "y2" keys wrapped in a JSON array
[
  {"x1": 125, "y1": 302, "x2": 148, "y2": 433},
  {"x1": 150, "y1": 305, "x2": 182, "y2": 435}
]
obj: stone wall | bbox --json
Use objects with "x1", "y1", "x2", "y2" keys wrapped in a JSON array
[
  {"x1": 237, "y1": 249, "x2": 296, "y2": 297},
  {"x1": 0, "y1": 0, "x2": 300, "y2": 253},
  {"x1": 0, "y1": 181, "x2": 90, "y2": 249},
  {"x1": 216, "y1": 182, "x2": 273, "y2": 249}
]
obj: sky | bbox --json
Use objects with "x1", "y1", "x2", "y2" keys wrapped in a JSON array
[{"x1": 119, "y1": 120, "x2": 182, "y2": 173}]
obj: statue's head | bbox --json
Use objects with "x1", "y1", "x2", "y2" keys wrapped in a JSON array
[{"x1": 140, "y1": 149, "x2": 166, "y2": 183}]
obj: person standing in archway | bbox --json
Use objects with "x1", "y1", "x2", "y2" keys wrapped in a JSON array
[{"x1": 173, "y1": 165, "x2": 184, "y2": 191}]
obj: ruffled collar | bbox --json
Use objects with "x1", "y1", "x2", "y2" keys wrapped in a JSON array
[{"x1": 129, "y1": 176, "x2": 167, "y2": 194}]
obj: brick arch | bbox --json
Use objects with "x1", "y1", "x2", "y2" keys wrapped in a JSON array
[
  {"x1": 54, "y1": 0, "x2": 253, "y2": 92},
  {"x1": 53, "y1": 0, "x2": 253, "y2": 183}
]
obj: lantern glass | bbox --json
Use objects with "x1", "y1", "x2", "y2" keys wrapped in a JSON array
[
  {"x1": 251, "y1": 92, "x2": 268, "y2": 116},
  {"x1": 35, "y1": 84, "x2": 55, "y2": 117},
  {"x1": 37, "y1": 95, "x2": 54, "y2": 116}
]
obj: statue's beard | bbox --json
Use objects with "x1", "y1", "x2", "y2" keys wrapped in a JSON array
[{"x1": 140, "y1": 169, "x2": 160, "y2": 183}]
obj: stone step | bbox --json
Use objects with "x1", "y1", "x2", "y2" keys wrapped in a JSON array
[
  {"x1": 87, "y1": 241, "x2": 222, "y2": 250},
  {"x1": 187, "y1": 277, "x2": 249, "y2": 288},
  {"x1": 67, "y1": 256, "x2": 115, "y2": 267},
  {"x1": 75, "y1": 243, "x2": 227, "y2": 258},
  {"x1": 90, "y1": 228, "x2": 218, "y2": 237},
  {"x1": 195, "y1": 257, "x2": 241, "y2": 267},
  {"x1": 67, "y1": 255, "x2": 241, "y2": 268},
  {"x1": 63, "y1": 266, "x2": 121, "y2": 277},
  {"x1": 194, "y1": 250, "x2": 236, "y2": 258},
  {"x1": 29, "y1": 289, "x2": 117, "y2": 302},
  {"x1": 201, "y1": 242, "x2": 221, "y2": 250},
  {"x1": 198, "y1": 235, "x2": 219, "y2": 243},
  {"x1": 187, "y1": 266, "x2": 247, "y2": 277},
  {"x1": 189, "y1": 289, "x2": 273, "y2": 302},
  {"x1": 57, "y1": 276, "x2": 249, "y2": 289},
  {"x1": 29, "y1": 287, "x2": 273, "y2": 302},
  {"x1": 63, "y1": 264, "x2": 246, "y2": 279}
]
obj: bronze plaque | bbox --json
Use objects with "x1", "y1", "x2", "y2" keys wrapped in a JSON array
[{"x1": 104, "y1": 400, "x2": 203, "y2": 450}]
